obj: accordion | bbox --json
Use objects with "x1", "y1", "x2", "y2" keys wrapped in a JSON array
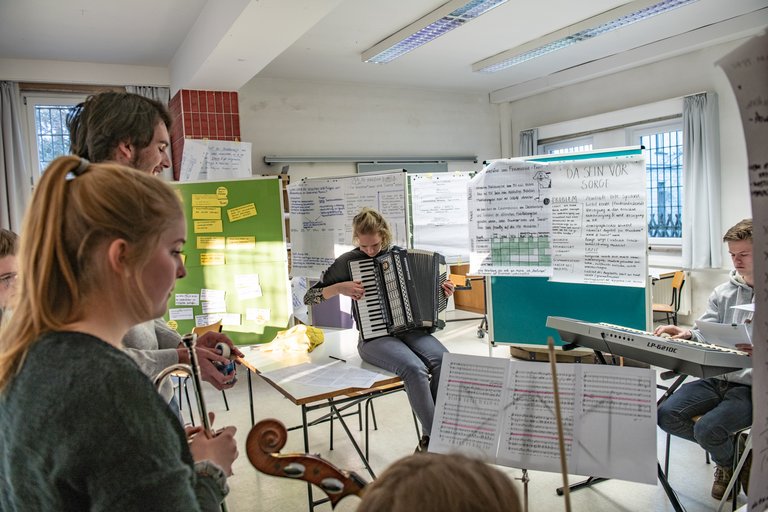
[{"x1": 349, "y1": 248, "x2": 448, "y2": 341}]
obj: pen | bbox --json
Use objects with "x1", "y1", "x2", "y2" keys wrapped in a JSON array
[{"x1": 328, "y1": 355, "x2": 347, "y2": 363}]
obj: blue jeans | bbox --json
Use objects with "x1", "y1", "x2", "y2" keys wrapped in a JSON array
[
  {"x1": 358, "y1": 330, "x2": 448, "y2": 436},
  {"x1": 657, "y1": 378, "x2": 752, "y2": 467}
]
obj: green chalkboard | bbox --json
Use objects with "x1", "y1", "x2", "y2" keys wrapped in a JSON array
[
  {"x1": 166, "y1": 177, "x2": 291, "y2": 345},
  {"x1": 490, "y1": 277, "x2": 647, "y2": 345},
  {"x1": 488, "y1": 147, "x2": 648, "y2": 346}
]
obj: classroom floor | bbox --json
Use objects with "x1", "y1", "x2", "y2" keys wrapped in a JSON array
[{"x1": 189, "y1": 311, "x2": 748, "y2": 512}]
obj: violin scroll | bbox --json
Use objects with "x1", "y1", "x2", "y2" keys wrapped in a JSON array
[{"x1": 246, "y1": 419, "x2": 367, "y2": 508}]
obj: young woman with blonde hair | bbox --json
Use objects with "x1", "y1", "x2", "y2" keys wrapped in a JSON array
[
  {"x1": 0, "y1": 156, "x2": 237, "y2": 511},
  {"x1": 304, "y1": 207, "x2": 455, "y2": 451}
]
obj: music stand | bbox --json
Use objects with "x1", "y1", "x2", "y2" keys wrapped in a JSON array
[{"x1": 559, "y1": 342, "x2": 688, "y2": 512}]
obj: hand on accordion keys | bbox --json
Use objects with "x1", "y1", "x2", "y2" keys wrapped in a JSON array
[
  {"x1": 442, "y1": 280, "x2": 455, "y2": 297},
  {"x1": 339, "y1": 280, "x2": 366, "y2": 301}
]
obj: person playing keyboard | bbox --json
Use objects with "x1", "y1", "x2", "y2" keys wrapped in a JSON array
[
  {"x1": 303, "y1": 207, "x2": 455, "y2": 453},
  {"x1": 654, "y1": 218, "x2": 753, "y2": 500}
]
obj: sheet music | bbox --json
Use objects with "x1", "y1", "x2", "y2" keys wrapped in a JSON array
[
  {"x1": 260, "y1": 361, "x2": 381, "y2": 390},
  {"x1": 496, "y1": 365, "x2": 575, "y2": 473},
  {"x1": 431, "y1": 353, "x2": 657, "y2": 485},
  {"x1": 695, "y1": 320, "x2": 752, "y2": 348},
  {"x1": 572, "y1": 366, "x2": 657, "y2": 484},
  {"x1": 430, "y1": 354, "x2": 509, "y2": 460}
]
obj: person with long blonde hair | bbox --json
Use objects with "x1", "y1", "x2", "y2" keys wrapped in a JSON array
[
  {"x1": 304, "y1": 207, "x2": 455, "y2": 452},
  {"x1": 0, "y1": 156, "x2": 238, "y2": 511}
]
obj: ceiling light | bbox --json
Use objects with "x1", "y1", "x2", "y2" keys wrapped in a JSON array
[
  {"x1": 363, "y1": 0, "x2": 508, "y2": 64},
  {"x1": 473, "y1": 0, "x2": 699, "y2": 73}
]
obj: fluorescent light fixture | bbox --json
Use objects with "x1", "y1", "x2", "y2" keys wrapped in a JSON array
[
  {"x1": 363, "y1": 0, "x2": 508, "y2": 64},
  {"x1": 473, "y1": 0, "x2": 699, "y2": 73}
]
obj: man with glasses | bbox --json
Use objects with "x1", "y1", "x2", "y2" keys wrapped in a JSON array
[{"x1": 0, "y1": 229, "x2": 19, "y2": 324}]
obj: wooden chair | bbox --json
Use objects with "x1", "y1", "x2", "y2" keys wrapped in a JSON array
[{"x1": 653, "y1": 271, "x2": 685, "y2": 325}]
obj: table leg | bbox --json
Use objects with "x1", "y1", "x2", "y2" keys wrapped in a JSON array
[{"x1": 330, "y1": 402, "x2": 377, "y2": 480}]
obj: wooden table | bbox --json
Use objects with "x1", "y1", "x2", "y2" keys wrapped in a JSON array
[{"x1": 239, "y1": 328, "x2": 409, "y2": 511}]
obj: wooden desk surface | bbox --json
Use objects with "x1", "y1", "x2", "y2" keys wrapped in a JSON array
[{"x1": 239, "y1": 328, "x2": 401, "y2": 405}]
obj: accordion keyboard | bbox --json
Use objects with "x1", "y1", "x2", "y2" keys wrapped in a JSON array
[{"x1": 349, "y1": 259, "x2": 389, "y2": 339}]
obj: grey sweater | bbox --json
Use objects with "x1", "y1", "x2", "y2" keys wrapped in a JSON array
[
  {"x1": 691, "y1": 270, "x2": 753, "y2": 385},
  {"x1": 123, "y1": 319, "x2": 182, "y2": 402},
  {"x1": 0, "y1": 332, "x2": 225, "y2": 511}
]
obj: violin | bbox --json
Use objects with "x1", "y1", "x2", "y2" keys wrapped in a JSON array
[{"x1": 246, "y1": 419, "x2": 368, "y2": 508}]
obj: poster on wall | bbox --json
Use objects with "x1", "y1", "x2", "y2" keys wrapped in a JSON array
[
  {"x1": 179, "y1": 139, "x2": 252, "y2": 181},
  {"x1": 166, "y1": 176, "x2": 291, "y2": 345},
  {"x1": 467, "y1": 160, "x2": 552, "y2": 277},
  {"x1": 467, "y1": 156, "x2": 647, "y2": 287},
  {"x1": 549, "y1": 157, "x2": 647, "y2": 287},
  {"x1": 288, "y1": 171, "x2": 408, "y2": 278},
  {"x1": 409, "y1": 172, "x2": 472, "y2": 264}
]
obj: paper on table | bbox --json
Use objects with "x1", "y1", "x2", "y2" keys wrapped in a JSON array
[
  {"x1": 730, "y1": 303, "x2": 755, "y2": 313},
  {"x1": 260, "y1": 362, "x2": 382, "y2": 390},
  {"x1": 695, "y1": 320, "x2": 751, "y2": 348}
]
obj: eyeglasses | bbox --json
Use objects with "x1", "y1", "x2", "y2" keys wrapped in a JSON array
[{"x1": 0, "y1": 272, "x2": 17, "y2": 289}]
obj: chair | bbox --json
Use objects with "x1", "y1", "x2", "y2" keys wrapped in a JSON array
[
  {"x1": 716, "y1": 427, "x2": 752, "y2": 512},
  {"x1": 664, "y1": 415, "x2": 709, "y2": 477},
  {"x1": 448, "y1": 272, "x2": 488, "y2": 339},
  {"x1": 653, "y1": 271, "x2": 685, "y2": 325}
]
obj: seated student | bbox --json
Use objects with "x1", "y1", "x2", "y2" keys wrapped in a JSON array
[
  {"x1": 357, "y1": 452, "x2": 521, "y2": 512},
  {"x1": 654, "y1": 218, "x2": 753, "y2": 500},
  {"x1": 0, "y1": 228, "x2": 18, "y2": 324},
  {"x1": 0, "y1": 156, "x2": 238, "y2": 511},
  {"x1": 303, "y1": 207, "x2": 455, "y2": 452}
]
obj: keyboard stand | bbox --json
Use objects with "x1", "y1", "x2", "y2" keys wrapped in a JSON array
[{"x1": 559, "y1": 344, "x2": 687, "y2": 512}]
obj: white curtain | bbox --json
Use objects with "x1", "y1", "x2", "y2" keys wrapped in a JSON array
[
  {"x1": 125, "y1": 85, "x2": 174, "y2": 181},
  {"x1": 519, "y1": 128, "x2": 538, "y2": 156},
  {"x1": 0, "y1": 82, "x2": 31, "y2": 231},
  {"x1": 682, "y1": 92, "x2": 722, "y2": 269}
]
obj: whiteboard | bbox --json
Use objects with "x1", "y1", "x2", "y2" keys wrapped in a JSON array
[
  {"x1": 409, "y1": 172, "x2": 472, "y2": 264},
  {"x1": 468, "y1": 156, "x2": 647, "y2": 288},
  {"x1": 288, "y1": 171, "x2": 408, "y2": 278}
]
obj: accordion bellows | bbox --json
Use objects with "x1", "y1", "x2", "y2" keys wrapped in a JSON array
[{"x1": 349, "y1": 248, "x2": 447, "y2": 341}]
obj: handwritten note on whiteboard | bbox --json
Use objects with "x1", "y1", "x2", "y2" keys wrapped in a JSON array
[
  {"x1": 550, "y1": 157, "x2": 647, "y2": 287},
  {"x1": 410, "y1": 172, "x2": 472, "y2": 264},
  {"x1": 717, "y1": 31, "x2": 768, "y2": 510},
  {"x1": 288, "y1": 172, "x2": 408, "y2": 278},
  {"x1": 467, "y1": 160, "x2": 552, "y2": 276},
  {"x1": 430, "y1": 353, "x2": 657, "y2": 485},
  {"x1": 179, "y1": 139, "x2": 252, "y2": 181}
]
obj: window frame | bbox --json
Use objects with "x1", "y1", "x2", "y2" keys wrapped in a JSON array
[
  {"x1": 23, "y1": 92, "x2": 87, "y2": 182},
  {"x1": 539, "y1": 137, "x2": 593, "y2": 155},
  {"x1": 627, "y1": 119, "x2": 684, "y2": 248}
]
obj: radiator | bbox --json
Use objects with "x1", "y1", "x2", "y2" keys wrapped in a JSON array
[{"x1": 652, "y1": 272, "x2": 691, "y2": 316}]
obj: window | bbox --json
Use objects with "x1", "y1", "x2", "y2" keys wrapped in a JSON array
[
  {"x1": 24, "y1": 93, "x2": 86, "y2": 180},
  {"x1": 631, "y1": 121, "x2": 683, "y2": 244},
  {"x1": 541, "y1": 137, "x2": 593, "y2": 155}
]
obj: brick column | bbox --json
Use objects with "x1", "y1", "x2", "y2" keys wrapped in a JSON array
[{"x1": 168, "y1": 90, "x2": 241, "y2": 180}]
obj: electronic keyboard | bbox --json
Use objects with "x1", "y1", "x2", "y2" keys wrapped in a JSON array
[{"x1": 546, "y1": 316, "x2": 751, "y2": 378}]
